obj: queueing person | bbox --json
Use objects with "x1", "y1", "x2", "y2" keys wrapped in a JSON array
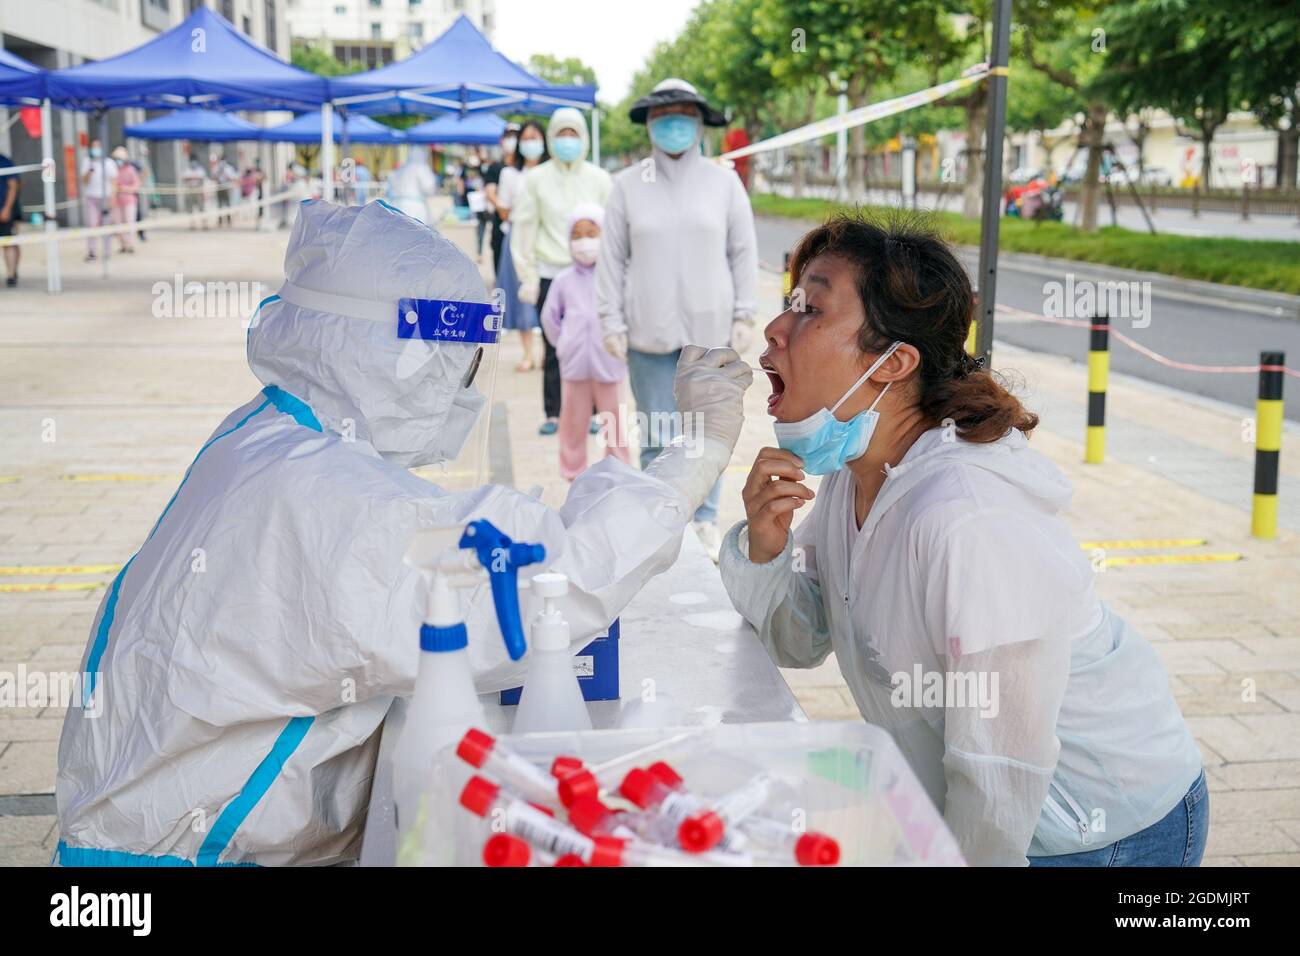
[
  {"x1": 598, "y1": 78, "x2": 759, "y2": 560},
  {"x1": 540, "y1": 202, "x2": 633, "y2": 480},
  {"x1": 81, "y1": 139, "x2": 116, "y2": 261},
  {"x1": 483, "y1": 122, "x2": 519, "y2": 275},
  {"x1": 510, "y1": 108, "x2": 611, "y2": 435},
  {"x1": 720, "y1": 213, "x2": 1206, "y2": 866},
  {"x1": 491, "y1": 120, "x2": 546, "y2": 372},
  {"x1": 0, "y1": 149, "x2": 21, "y2": 286},
  {"x1": 55, "y1": 199, "x2": 753, "y2": 866},
  {"x1": 111, "y1": 147, "x2": 140, "y2": 254}
]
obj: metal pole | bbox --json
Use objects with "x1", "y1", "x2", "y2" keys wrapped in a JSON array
[
  {"x1": 320, "y1": 102, "x2": 335, "y2": 202},
  {"x1": 901, "y1": 135, "x2": 917, "y2": 209},
  {"x1": 338, "y1": 107, "x2": 350, "y2": 204},
  {"x1": 97, "y1": 110, "x2": 109, "y2": 279},
  {"x1": 836, "y1": 86, "x2": 848, "y2": 196},
  {"x1": 592, "y1": 105, "x2": 600, "y2": 165},
  {"x1": 974, "y1": 0, "x2": 1012, "y2": 364},
  {"x1": 40, "y1": 98, "x2": 61, "y2": 293}
]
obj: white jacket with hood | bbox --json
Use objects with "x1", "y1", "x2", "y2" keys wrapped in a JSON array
[
  {"x1": 720, "y1": 427, "x2": 1202, "y2": 865},
  {"x1": 597, "y1": 141, "x2": 758, "y2": 354},
  {"x1": 509, "y1": 108, "x2": 611, "y2": 291},
  {"x1": 55, "y1": 200, "x2": 705, "y2": 866}
]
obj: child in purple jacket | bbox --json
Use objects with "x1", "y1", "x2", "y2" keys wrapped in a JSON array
[{"x1": 541, "y1": 202, "x2": 632, "y2": 480}]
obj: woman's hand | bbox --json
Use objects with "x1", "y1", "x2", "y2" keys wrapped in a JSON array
[{"x1": 741, "y1": 447, "x2": 814, "y2": 564}]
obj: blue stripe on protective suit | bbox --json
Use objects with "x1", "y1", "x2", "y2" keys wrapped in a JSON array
[
  {"x1": 197, "y1": 715, "x2": 316, "y2": 866},
  {"x1": 73, "y1": 386, "x2": 325, "y2": 865},
  {"x1": 83, "y1": 397, "x2": 273, "y2": 699}
]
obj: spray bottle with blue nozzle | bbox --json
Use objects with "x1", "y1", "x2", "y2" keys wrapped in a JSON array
[{"x1": 391, "y1": 518, "x2": 545, "y2": 851}]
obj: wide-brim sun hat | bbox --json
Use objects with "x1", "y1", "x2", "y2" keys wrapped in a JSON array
[{"x1": 629, "y1": 78, "x2": 727, "y2": 127}]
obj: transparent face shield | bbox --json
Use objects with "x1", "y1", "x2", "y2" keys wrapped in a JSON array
[
  {"x1": 398, "y1": 295, "x2": 503, "y2": 492},
  {"x1": 271, "y1": 280, "x2": 502, "y2": 486}
]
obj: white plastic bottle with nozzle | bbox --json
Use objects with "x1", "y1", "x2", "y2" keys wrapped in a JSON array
[
  {"x1": 512, "y1": 572, "x2": 593, "y2": 734},
  {"x1": 391, "y1": 566, "x2": 486, "y2": 852}
]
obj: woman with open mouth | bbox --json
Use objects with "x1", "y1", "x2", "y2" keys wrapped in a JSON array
[{"x1": 719, "y1": 212, "x2": 1207, "y2": 867}]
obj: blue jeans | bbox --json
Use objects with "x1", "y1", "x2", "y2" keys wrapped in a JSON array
[
  {"x1": 1028, "y1": 769, "x2": 1209, "y2": 867},
  {"x1": 626, "y1": 348, "x2": 723, "y2": 524}
]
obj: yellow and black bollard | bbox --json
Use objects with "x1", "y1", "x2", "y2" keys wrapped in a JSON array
[
  {"x1": 782, "y1": 252, "x2": 792, "y2": 311},
  {"x1": 1085, "y1": 309, "x2": 1109, "y2": 464},
  {"x1": 1252, "y1": 351, "x2": 1284, "y2": 539}
]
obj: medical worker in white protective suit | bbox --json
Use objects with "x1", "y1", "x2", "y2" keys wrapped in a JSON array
[
  {"x1": 721, "y1": 213, "x2": 1207, "y2": 867},
  {"x1": 385, "y1": 147, "x2": 438, "y2": 223},
  {"x1": 55, "y1": 198, "x2": 751, "y2": 866}
]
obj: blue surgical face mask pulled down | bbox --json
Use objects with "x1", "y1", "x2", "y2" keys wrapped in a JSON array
[
  {"x1": 773, "y1": 342, "x2": 902, "y2": 475},
  {"x1": 552, "y1": 135, "x2": 584, "y2": 164},
  {"x1": 648, "y1": 114, "x2": 701, "y2": 155}
]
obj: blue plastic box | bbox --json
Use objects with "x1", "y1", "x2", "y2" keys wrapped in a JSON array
[{"x1": 499, "y1": 618, "x2": 620, "y2": 705}]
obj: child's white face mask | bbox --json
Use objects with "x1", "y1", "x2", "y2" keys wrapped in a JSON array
[{"x1": 570, "y1": 237, "x2": 600, "y2": 266}]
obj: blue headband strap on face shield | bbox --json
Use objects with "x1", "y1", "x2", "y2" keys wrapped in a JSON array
[{"x1": 275, "y1": 281, "x2": 502, "y2": 345}]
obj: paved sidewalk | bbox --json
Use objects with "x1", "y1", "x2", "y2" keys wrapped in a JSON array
[{"x1": 1, "y1": 214, "x2": 1297, "y2": 866}]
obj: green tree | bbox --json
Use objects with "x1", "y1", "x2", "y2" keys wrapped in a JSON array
[
  {"x1": 526, "y1": 54, "x2": 598, "y2": 88},
  {"x1": 753, "y1": 0, "x2": 945, "y2": 201}
]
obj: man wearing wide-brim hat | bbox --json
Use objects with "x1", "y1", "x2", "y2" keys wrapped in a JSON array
[{"x1": 596, "y1": 79, "x2": 759, "y2": 562}]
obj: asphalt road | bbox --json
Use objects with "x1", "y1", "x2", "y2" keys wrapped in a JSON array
[{"x1": 755, "y1": 215, "x2": 1300, "y2": 421}]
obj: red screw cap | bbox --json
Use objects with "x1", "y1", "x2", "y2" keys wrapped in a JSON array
[
  {"x1": 678, "y1": 811, "x2": 724, "y2": 853},
  {"x1": 483, "y1": 833, "x2": 530, "y2": 867},
  {"x1": 456, "y1": 727, "x2": 495, "y2": 768},
  {"x1": 459, "y1": 775, "x2": 501, "y2": 817},
  {"x1": 795, "y1": 833, "x2": 840, "y2": 866}
]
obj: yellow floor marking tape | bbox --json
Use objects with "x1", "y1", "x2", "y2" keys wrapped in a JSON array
[
  {"x1": 1103, "y1": 553, "x2": 1242, "y2": 568},
  {"x1": 60, "y1": 474, "x2": 177, "y2": 482},
  {"x1": 0, "y1": 476, "x2": 20, "y2": 484},
  {"x1": 1080, "y1": 538, "x2": 1208, "y2": 550},
  {"x1": 0, "y1": 564, "x2": 120, "y2": 576},
  {"x1": 0, "y1": 581, "x2": 107, "y2": 593}
]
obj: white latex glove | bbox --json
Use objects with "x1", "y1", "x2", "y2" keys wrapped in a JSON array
[
  {"x1": 644, "y1": 345, "x2": 753, "y2": 512},
  {"x1": 730, "y1": 319, "x2": 755, "y2": 354},
  {"x1": 603, "y1": 333, "x2": 628, "y2": 362},
  {"x1": 518, "y1": 279, "x2": 539, "y2": 306}
]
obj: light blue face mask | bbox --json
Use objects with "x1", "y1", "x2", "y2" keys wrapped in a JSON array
[
  {"x1": 772, "y1": 342, "x2": 902, "y2": 475},
  {"x1": 649, "y1": 114, "x2": 701, "y2": 155},
  {"x1": 552, "y1": 135, "x2": 584, "y2": 163}
]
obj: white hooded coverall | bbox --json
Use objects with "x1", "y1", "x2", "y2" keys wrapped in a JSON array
[
  {"x1": 719, "y1": 427, "x2": 1202, "y2": 866},
  {"x1": 55, "y1": 199, "x2": 744, "y2": 866}
]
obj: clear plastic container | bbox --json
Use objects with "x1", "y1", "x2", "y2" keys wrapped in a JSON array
[{"x1": 401, "y1": 720, "x2": 964, "y2": 866}]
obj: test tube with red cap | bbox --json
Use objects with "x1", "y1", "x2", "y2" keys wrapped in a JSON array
[
  {"x1": 460, "y1": 775, "x2": 623, "y2": 866},
  {"x1": 736, "y1": 814, "x2": 841, "y2": 866},
  {"x1": 569, "y1": 796, "x2": 776, "y2": 866},
  {"x1": 553, "y1": 729, "x2": 707, "y2": 807},
  {"x1": 456, "y1": 728, "x2": 567, "y2": 809},
  {"x1": 677, "y1": 771, "x2": 777, "y2": 853},
  {"x1": 619, "y1": 761, "x2": 749, "y2": 853}
]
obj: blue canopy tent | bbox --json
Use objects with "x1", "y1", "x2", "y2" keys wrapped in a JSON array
[
  {"x1": 124, "y1": 108, "x2": 263, "y2": 142},
  {"x1": 404, "y1": 112, "x2": 506, "y2": 145},
  {"x1": 34, "y1": 8, "x2": 340, "y2": 289},
  {"x1": 0, "y1": 47, "x2": 45, "y2": 104},
  {"x1": 258, "y1": 111, "x2": 405, "y2": 145},
  {"x1": 43, "y1": 7, "x2": 328, "y2": 112},
  {"x1": 329, "y1": 16, "x2": 599, "y2": 156}
]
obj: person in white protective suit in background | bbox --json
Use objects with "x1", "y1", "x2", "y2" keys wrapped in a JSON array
[
  {"x1": 385, "y1": 146, "x2": 438, "y2": 224},
  {"x1": 54, "y1": 198, "x2": 751, "y2": 867}
]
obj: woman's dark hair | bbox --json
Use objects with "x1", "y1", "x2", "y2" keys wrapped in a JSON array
[
  {"x1": 514, "y1": 120, "x2": 549, "y2": 170},
  {"x1": 789, "y1": 210, "x2": 1038, "y2": 443}
]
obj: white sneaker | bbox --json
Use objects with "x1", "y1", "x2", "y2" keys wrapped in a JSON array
[{"x1": 692, "y1": 520, "x2": 723, "y2": 564}]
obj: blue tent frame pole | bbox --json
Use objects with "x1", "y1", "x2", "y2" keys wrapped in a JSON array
[
  {"x1": 339, "y1": 108, "x2": 350, "y2": 201},
  {"x1": 320, "y1": 103, "x2": 335, "y2": 202},
  {"x1": 40, "y1": 98, "x2": 61, "y2": 293}
]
